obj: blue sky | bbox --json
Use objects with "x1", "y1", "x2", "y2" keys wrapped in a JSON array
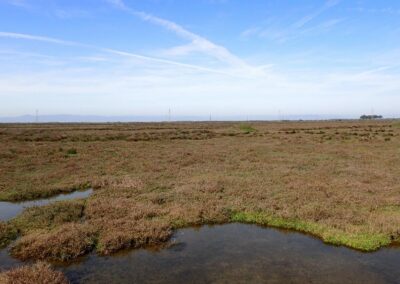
[{"x1": 0, "y1": 0, "x2": 399, "y2": 118}]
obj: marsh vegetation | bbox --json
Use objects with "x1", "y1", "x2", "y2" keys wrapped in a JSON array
[{"x1": 0, "y1": 120, "x2": 399, "y2": 282}]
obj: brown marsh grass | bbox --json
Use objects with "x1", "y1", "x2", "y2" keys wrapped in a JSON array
[
  {"x1": 0, "y1": 262, "x2": 68, "y2": 284},
  {"x1": 0, "y1": 120, "x2": 399, "y2": 262}
]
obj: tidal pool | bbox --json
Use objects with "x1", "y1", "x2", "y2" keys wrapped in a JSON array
[
  {"x1": 0, "y1": 189, "x2": 93, "y2": 221},
  {"x1": 59, "y1": 224, "x2": 400, "y2": 284}
]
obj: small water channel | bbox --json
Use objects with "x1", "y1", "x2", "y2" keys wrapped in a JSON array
[{"x1": 0, "y1": 189, "x2": 93, "y2": 222}]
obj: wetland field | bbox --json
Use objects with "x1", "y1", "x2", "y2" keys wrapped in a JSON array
[{"x1": 0, "y1": 120, "x2": 400, "y2": 283}]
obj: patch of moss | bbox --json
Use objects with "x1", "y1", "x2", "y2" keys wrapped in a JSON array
[
  {"x1": 230, "y1": 211, "x2": 391, "y2": 251},
  {"x1": 323, "y1": 232, "x2": 390, "y2": 251}
]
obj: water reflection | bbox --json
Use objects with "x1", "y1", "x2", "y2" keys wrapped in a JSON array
[
  {"x1": 0, "y1": 189, "x2": 93, "y2": 221},
  {"x1": 62, "y1": 224, "x2": 400, "y2": 284}
]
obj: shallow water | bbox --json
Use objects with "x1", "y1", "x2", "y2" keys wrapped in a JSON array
[
  {"x1": 58, "y1": 224, "x2": 400, "y2": 284},
  {"x1": 0, "y1": 189, "x2": 93, "y2": 221},
  {"x1": 0, "y1": 249, "x2": 21, "y2": 271}
]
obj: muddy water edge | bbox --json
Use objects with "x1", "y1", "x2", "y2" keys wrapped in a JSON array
[{"x1": 60, "y1": 224, "x2": 400, "y2": 283}]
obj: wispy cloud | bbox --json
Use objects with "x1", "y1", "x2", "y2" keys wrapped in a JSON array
[
  {"x1": 293, "y1": 0, "x2": 340, "y2": 29},
  {"x1": 2, "y1": 0, "x2": 30, "y2": 9},
  {"x1": 0, "y1": 32, "x2": 79, "y2": 46},
  {"x1": 4, "y1": 0, "x2": 258, "y2": 75},
  {"x1": 0, "y1": 49, "x2": 55, "y2": 60},
  {"x1": 54, "y1": 8, "x2": 92, "y2": 19},
  {"x1": 106, "y1": 0, "x2": 250, "y2": 69},
  {"x1": 0, "y1": 31, "x2": 242, "y2": 77},
  {"x1": 298, "y1": 18, "x2": 344, "y2": 37},
  {"x1": 351, "y1": 7, "x2": 400, "y2": 15},
  {"x1": 241, "y1": 0, "x2": 341, "y2": 43},
  {"x1": 2, "y1": 57, "x2": 398, "y2": 117},
  {"x1": 100, "y1": 48, "x2": 239, "y2": 76},
  {"x1": 1, "y1": 0, "x2": 398, "y2": 118}
]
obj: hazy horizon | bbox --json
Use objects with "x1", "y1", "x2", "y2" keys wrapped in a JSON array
[
  {"x1": 0, "y1": 113, "x2": 397, "y2": 123},
  {"x1": 1, "y1": 0, "x2": 399, "y2": 117}
]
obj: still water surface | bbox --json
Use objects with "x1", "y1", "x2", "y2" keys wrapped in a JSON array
[{"x1": 60, "y1": 224, "x2": 400, "y2": 284}]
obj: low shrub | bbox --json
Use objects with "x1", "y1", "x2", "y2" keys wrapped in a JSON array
[
  {"x1": 0, "y1": 262, "x2": 68, "y2": 284},
  {"x1": 11, "y1": 200, "x2": 86, "y2": 234},
  {"x1": 11, "y1": 223, "x2": 97, "y2": 262}
]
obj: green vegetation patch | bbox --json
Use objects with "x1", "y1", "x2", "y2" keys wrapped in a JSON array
[
  {"x1": 230, "y1": 211, "x2": 391, "y2": 251},
  {"x1": 239, "y1": 124, "x2": 256, "y2": 134},
  {"x1": 378, "y1": 205, "x2": 400, "y2": 214},
  {"x1": 323, "y1": 232, "x2": 390, "y2": 252},
  {"x1": 66, "y1": 148, "x2": 77, "y2": 156}
]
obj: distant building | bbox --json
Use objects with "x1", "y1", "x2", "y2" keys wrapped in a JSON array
[{"x1": 360, "y1": 115, "x2": 383, "y2": 120}]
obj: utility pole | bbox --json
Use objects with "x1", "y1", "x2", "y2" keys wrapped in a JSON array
[
  {"x1": 168, "y1": 108, "x2": 171, "y2": 122},
  {"x1": 209, "y1": 114, "x2": 212, "y2": 121}
]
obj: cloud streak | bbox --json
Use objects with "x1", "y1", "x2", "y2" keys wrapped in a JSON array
[
  {"x1": 3, "y1": 0, "x2": 30, "y2": 9},
  {"x1": 293, "y1": 0, "x2": 340, "y2": 29},
  {"x1": 106, "y1": 0, "x2": 250, "y2": 69},
  {"x1": 0, "y1": 31, "x2": 240, "y2": 77},
  {"x1": 0, "y1": 32, "x2": 78, "y2": 46},
  {"x1": 241, "y1": 0, "x2": 341, "y2": 43}
]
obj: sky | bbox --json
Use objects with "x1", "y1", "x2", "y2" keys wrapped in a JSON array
[{"x1": 0, "y1": 0, "x2": 399, "y2": 119}]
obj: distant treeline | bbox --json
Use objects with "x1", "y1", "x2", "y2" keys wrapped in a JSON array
[{"x1": 360, "y1": 115, "x2": 383, "y2": 120}]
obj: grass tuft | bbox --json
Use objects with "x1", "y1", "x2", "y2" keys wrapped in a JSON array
[
  {"x1": 11, "y1": 223, "x2": 97, "y2": 262},
  {"x1": 66, "y1": 148, "x2": 77, "y2": 156},
  {"x1": 0, "y1": 222, "x2": 18, "y2": 248},
  {"x1": 239, "y1": 124, "x2": 256, "y2": 134},
  {"x1": 0, "y1": 262, "x2": 68, "y2": 284},
  {"x1": 10, "y1": 200, "x2": 86, "y2": 234}
]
